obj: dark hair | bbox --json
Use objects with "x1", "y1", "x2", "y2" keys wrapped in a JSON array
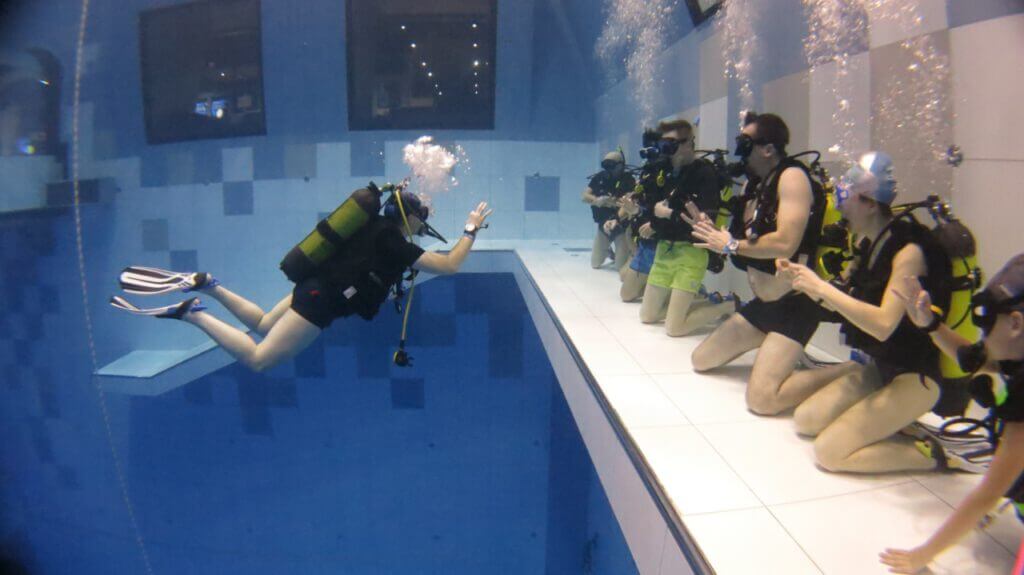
[
  {"x1": 753, "y1": 113, "x2": 789, "y2": 157},
  {"x1": 656, "y1": 118, "x2": 694, "y2": 137}
]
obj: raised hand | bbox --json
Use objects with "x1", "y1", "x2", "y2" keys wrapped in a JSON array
[
  {"x1": 776, "y1": 259, "x2": 825, "y2": 300},
  {"x1": 638, "y1": 222, "x2": 654, "y2": 240},
  {"x1": 468, "y1": 202, "x2": 493, "y2": 229},
  {"x1": 891, "y1": 275, "x2": 934, "y2": 328}
]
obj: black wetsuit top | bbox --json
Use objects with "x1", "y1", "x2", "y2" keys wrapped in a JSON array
[
  {"x1": 985, "y1": 361, "x2": 1024, "y2": 518},
  {"x1": 319, "y1": 217, "x2": 424, "y2": 320},
  {"x1": 730, "y1": 158, "x2": 825, "y2": 274},
  {"x1": 841, "y1": 219, "x2": 951, "y2": 379},
  {"x1": 588, "y1": 170, "x2": 636, "y2": 225},
  {"x1": 629, "y1": 160, "x2": 672, "y2": 242},
  {"x1": 650, "y1": 158, "x2": 721, "y2": 244}
]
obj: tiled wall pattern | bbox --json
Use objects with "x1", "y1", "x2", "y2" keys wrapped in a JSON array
[{"x1": 595, "y1": 1, "x2": 1024, "y2": 358}]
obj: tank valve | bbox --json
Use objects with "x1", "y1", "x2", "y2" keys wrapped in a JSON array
[{"x1": 945, "y1": 145, "x2": 963, "y2": 168}]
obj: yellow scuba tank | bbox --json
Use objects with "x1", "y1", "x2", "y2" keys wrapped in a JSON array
[
  {"x1": 814, "y1": 181, "x2": 849, "y2": 280},
  {"x1": 279, "y1": 183, "x2": 384, "y2": 284}
]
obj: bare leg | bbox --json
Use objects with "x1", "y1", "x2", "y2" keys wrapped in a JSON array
[
  {"x1": 199, "y1": 284, "x2": 267, "y2": 332},
  {"x1": 744, "y1": 334, "x2": 856, "y2": 415},
  {"x1": 620, "y1": 269, "x2": 647, "y2": 303},
  {"x1": 794, "y1": 365, "x2": 875, "y2": 436},
  {"x1": 640, "y1": 283, "x2": 670, "y2": 323},
  {"x1": 613, "y1": 233, "x2": 631, "y2": 271},
  {"x1": 591, "y1": 229, "x2": 612, "y2": 269},
  {"x1": 665, "y1": 291, "x2": 734, "y2": 337},
  {"x1": 255, "y1": 295, "x2": 294, "y2": 336},
  {"x1": 184, "y1": 308, "x2": 322, "y2": 373},
  {"x1": 811, "y1": 373, "x2": 941, "y2": 473},
  {"x1": 691, "y1": 313, "x2": 765, "y2": 372}
]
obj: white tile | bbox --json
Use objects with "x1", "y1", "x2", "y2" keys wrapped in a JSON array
[
  {"x1": 699, "y1": 418, "x2": 914, "y2": 506},
  {"x1": 809, "y1": 51, "x2": 871, "y2": 163},
  {"x1": 772, "y1": 482, "x2": 1015, "y2": 575},
  {"x1": 915, "y1": 473, "x2": 1024, "y2": 555},
  {"x1": 630, "y1": 425, "x2": 761, "y2": 514},
  {"x1": 454, "y1": 140, "x2": 494, "y2": 177},
  {"x1": 683, "y1": 508, "x2": 822, "y2": 575},
  {"x1": 697, "y1": 96, "x2": 728, "y2": 153},
  {"x1": 596, "y1": 374, "x2": 691, "y2": 429},
  {"x1": 598, "y1": 316, "x2": 702, "y2": 375},
  {"x1": 866, "y1": 0, "x2": 948, "y2": 49},
  {"x1": 951, "y1": 14, "x2": 1024, "y2": 161},
  {"x1": 573, "y1": 337, "x2": 646, "y2": 377},
  {"x1": 653, "y1": 371, "x2": 759, "y2": 425},
  {"x1": 763, "y1": 70, "x2": 811, "y2": 152},
  {"x1": 952, "y1": 159, "x2": 1024, "y2": 281}
]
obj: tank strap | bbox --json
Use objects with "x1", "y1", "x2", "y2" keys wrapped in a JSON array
[{"x1": 316, "y1": 219, "x2": 348, "y2": 249}]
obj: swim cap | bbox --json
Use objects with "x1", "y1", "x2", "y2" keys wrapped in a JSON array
[
  {"x1": 838, "y1": 151, "x2": 897, "y2": 206},
  {"x1": 603, "y1": 150, "x2": 625, "y2": 165}
]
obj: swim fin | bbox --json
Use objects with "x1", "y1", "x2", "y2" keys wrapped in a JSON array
[
  {"x1": 110, "y1": 295, "x2": 206, "y2": 319},
  {"x1": 119, "y1": 266, "x2": 218, "y2": 295}
]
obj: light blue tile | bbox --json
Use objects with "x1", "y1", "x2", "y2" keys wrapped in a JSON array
[
  {"x1": 947, "y1": 0, "x2": 1023, "y2": 27},
  {"x1": 222, "y1": 147, "x2": 254, "y2": 182},
  {"x1": 223, "y1": 182, "x2": 254, "y2": 216},
  {"x1": 315, "y1": 142, "x2": 351, "y2": 181}
]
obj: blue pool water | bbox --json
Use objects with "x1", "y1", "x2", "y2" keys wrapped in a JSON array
[{"x1": 0, "y1": 207, "x2": 638, "y2": 574}]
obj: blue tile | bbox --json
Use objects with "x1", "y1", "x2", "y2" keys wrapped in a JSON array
[
  {"x1": 36, "y1": 368, "x2": 59, "y2": 418},
  {"x1": 284, "y1": 143, "x2": 317, "y2": 180},
  {"x1": 390, "y1": 378, "x2": 424, "y2": 409},
  {"x1": 295, "y1": 338, "x2": 326, "y2": 378},
  {"x1": 28, "y1": 418, "x2": 53, "y2": 463},
  {"x1": 169, "y1": 250, "x2": 199, "y2": 273},
  {"x1": 142, "y1": 219, "x2": 170, "y2": 251},
  {"x1": 524, "y1": 176, "x2": 560, "y2": 212},
  {"x1": 191, "y1": 143, "x2": 223, "y2": 184},
  {"x1": 350, "y1": 134, "x2": 385, "y2": 177},
  {"x1": 253, "y1": 139, "x2": 286, "y2": 180},
  {"x1": 947, "y1": 0, "x2": 1024, "y2": 28},
  {"x1": 267, "y1": 379, "x2": 298, "y2": 408},
  {"x1": 223, "y1": 182, "x2": 254, "y2": 216},
  {"x1": 489, "y1": 313, "x2": 524, "y2": 378},
  {"x1": 183, "y1": 379, "x2": 213, "y2": 405},
  {"x1": 57, "y1": 465, "x2": 80, "y2": 490}
]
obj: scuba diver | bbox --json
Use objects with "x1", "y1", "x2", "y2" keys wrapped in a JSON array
[
  {"x1": 775, "y1": 151, "x2": 956, "y2": 474},
  {"x1": 581, "y1": 150, "x2": 635, "y2": 271},
  {"x1": 641, "y1": 118, "x2": 736, "y2": 336},
  {"x1": 113, "y1": 186, "x2": 492, "y2": 372},
  {"x1": 880, "y1": 254, "x2": 1024, "y2": 574},
  {"x1": 614, "y1": 126, "x2": 673, "y2": 303},
  {"x1": 685, "y1": 112, "x2": 852, "y2": 415}
]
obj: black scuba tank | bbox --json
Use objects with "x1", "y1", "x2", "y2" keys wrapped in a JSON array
[{"x1": 280, "y1": 184, "x2": 383, "y2": 284}]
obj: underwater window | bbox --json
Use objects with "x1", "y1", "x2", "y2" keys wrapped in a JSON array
[
  {"x1": 139, "y1": 0, "x2": 266, "y2": 144},
  {"x1": 347, "y1": 0, "x2": 497, "y2": 131}
]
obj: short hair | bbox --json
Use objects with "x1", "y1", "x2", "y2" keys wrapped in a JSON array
[
  {"x1": 752, "y1": 113, "x2": 789, "y2": 156},
  {"x1": 656, "y1": 118, "x2": 694, "y2": 137}
]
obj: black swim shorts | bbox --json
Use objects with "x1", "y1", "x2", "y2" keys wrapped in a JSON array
[
  {"x1": 290, "y1": 276, "x2": 354, "y2": 329},
  {"x1": 739, "y1": 292, "x2": 822, "y2": 346}
]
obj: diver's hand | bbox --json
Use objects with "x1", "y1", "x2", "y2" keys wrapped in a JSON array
[
  {"x1": 467, "y1": 202, "x2": 493, "y2": 229},
  {"x1": 603, "y1": 220, "x2": 618, "y2": 235},
  {"x1": 879, "y1": 547, "x2": 932, "y2": 574},
  {"x1": 679, "y1": 201, "x2": 713, "y2": 227},
  {"x1": 654, "y1": 200, "x2": 672, "y2": 219},
  {"x1": 776, "y1": 260, "x2": 825, "y2": 301},
  {"x1": 599, "y1": 196, "x2": 618, "y2": 208},
  {"x1": 638, "y1": 222, "x2": 654, "y2": 240},
  {"x1": 691, "y1": 220, "x2": 732, "y2": 254},
  {"x1": 620, "y1": 196, "x2": 640, "y2": 216},
  {"x1": 892, "y1": 275, "x2": 934, "y2": 328}
]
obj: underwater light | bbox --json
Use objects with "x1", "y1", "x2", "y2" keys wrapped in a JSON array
[
  {"x1": 427, "y1": 72, "x2": 433, "y2": 78},
  {"x1": 410, "y1": 43, "x2": 417, "y2": 49},
  {"x1": 473, "y1": 60, "x2": 480, "y2": 67}
]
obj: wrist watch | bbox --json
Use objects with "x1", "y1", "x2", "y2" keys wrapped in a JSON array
[
  {"x1": 722, "y1": 237, "x2": 740, "y2": 256},
  {"x1": 923, "y1": 305, "x2": 945, "y2": 333},
  {"x1": 464, "y1": 223, "x2": 479, "y2": 239}
]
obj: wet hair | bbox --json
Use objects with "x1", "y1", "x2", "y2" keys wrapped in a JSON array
[
  {"x1": 752, "y1": 113, "x2": 789, "y2": 157},
  {"x1": 656, "y1": 118, "x2": 694, "y2": 138}
]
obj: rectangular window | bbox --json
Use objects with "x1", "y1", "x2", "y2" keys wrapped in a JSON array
[
  {"x1": 347, "y1": 0, "x2": 497, "y2": 131},
  {"x1": 139, "y1": 0, "x2": 267, "y2": 144}
]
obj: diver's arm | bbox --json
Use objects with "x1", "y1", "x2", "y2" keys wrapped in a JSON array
[
  {"x1": 412, "y1": 202, "x2": 492, "y2": 276},
  {"x1": 881, "y1": 422, "x2": 1024, "y2": 573},
  {"x1": 893, "y1": 276, "x2": 979, "y2": 362},
  {"x1": 783, "y1": 244, "x2": 925, "y2": 342},
  {"x1": 734, "y1": 167, "x2": 811, "y2": 258},
  {"x1": 413, "y1": 236, "x2": 474, "y2": 275},
  {"x1": 582, "y1": 186, "x2": 600, "y2": 205}
]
